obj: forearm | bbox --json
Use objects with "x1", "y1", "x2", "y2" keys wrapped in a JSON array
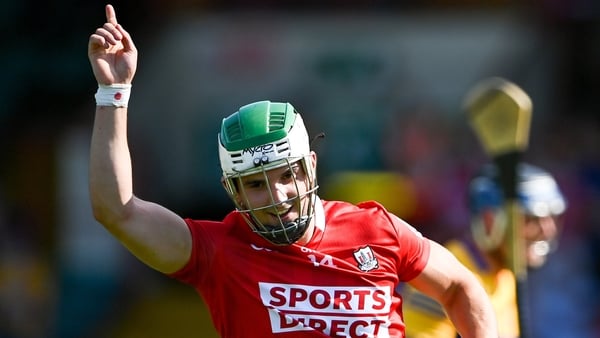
[
  {"x1": 89, "y1": 105, "x2": 134, "y2": 226},
  {"x1": 85, "y1": 5, "x2": 193, "y2": 274},
  {"x1": 442, "y1": 280, "x2": 498, "y2": 338}
]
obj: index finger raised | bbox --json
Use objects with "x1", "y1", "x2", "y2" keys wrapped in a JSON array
[{"x1": 105, "y1": 4, "x2": 118, "y2": 25}]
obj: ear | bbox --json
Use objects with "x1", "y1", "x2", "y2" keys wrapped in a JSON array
[
  {"x1": 471, "y1": 207, "x2": 508, "y2": 251},
  {"x1": 220, "y1": 175, "x2": 227, "y2": 187},
  {"x1": 222, "y1": 176, "x2": 244, "y2": 206},
  {"x1": 221, "y1": 176, "x2": 235, "y2": 197},
  {"x1": 310, "y1": 151, "x2": 317, "y2": 168},
  {"x1": 307, "y1": 151, "x2": 318, "y2": 182}
]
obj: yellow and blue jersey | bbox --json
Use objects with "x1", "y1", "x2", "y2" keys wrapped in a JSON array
[{"x1": 400, "y1": 238, "x2": 519, "y2": 338}]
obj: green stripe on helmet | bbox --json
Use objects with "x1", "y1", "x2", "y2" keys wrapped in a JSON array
[
  {"x1": 218, "y1": 100, "x2": 311, "y2": 177},
  {"x1": 220, "y1": 101, "x2": 296, "y2": 151}
]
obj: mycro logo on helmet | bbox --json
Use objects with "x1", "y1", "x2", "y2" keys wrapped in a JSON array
[
  {"x1": 259, "y1": 282, "x2": 392, "y2": 336},
  {"x1": 242, "y1": 144, "x2": 276, "y2": 167},
  {"x1": 243, "y1": 144, "x2": 275, "y2": 156}
]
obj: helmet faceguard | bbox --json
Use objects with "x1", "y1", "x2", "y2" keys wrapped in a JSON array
[
  {"x1": 218, "y1": 101, "x2": 318, "y2": 245},
  {"x1": 468, "y1": 163, "x2": 567, "y2": 261}
]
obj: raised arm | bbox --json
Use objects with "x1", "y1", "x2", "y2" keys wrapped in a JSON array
[
  {"x1": 88, "y1": 4, "x2": 191, "y2": 274},
  {"x1": 409, "y1": 240, "x2": 498, "y2": 338}
]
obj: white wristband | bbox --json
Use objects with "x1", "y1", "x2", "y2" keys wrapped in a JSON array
[{"x1": 95, "y1": 84, "x2": 132, "y2": 107}]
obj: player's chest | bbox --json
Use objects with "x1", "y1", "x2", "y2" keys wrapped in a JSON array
[{"x1": 218, "y1": 239, "x2": 397, "y2": 284}]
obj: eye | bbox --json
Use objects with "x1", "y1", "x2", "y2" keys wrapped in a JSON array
[
  {"x1": 282, "y1": 165, "x2": 301, "y2": 181},
  {"x1": 282, "y1": 171, "x2": 294, "y2": 180},
  {"x1": 524, "y1": 215, "x2": 538, "y2": 224},
  {"x1": 244, "y1": 179, "x2": 265, "y2": 190}
]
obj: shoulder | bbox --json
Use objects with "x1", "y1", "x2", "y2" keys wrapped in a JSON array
[
  {"x1": 322, "y1": 199, "x2": 393, "y2": 220},
  {"x1": 185, "y1": 210, "x2": 243, "y2": 227},
  {"x1": 323, "y1": 199, "x2": 424, "y2": 237},
  {"x1": 322, "y1": 200, "x2": 392, "y2": 231},
  {"x1": 184, "y1": 210, "x2": 248, "y2": 242}
]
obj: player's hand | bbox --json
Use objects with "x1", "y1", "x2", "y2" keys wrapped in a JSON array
[{"x1": 88, "y1": 4, "x2": 137, "y2": 85}]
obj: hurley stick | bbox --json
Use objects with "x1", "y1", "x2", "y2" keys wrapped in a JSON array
[{"x1": 463, "y1": 77, "x2": 533, "y2": 337}]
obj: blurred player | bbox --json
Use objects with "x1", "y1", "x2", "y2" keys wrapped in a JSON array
[
  {"x1": 400, "y1": 162, "x2": 567, "y2": 338},
  {"x1": 87, "y1": 4, "x2": 498, "y2": 337}
]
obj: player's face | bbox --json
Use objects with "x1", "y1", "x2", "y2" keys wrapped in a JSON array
[
  {"x1": 237, "y1": 161, "x2": 312, "y2": 227},
  {"x1": 523, "y1": 214, "x2": 559, "y2": 268}
]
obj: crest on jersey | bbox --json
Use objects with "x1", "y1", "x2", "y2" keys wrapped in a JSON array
[{"x1": 353, "y1": 246, "x2": 379, "y2": 272}]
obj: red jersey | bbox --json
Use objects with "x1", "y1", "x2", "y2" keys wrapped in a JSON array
[{"x1": 169, "y1": 199, "x2": 430, "y2": 337}]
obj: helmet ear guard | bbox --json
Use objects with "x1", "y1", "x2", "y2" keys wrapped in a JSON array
[
  {"x1": 220, "y1": 175, "x2": 245, "y2": 208},
  {"x1": 471, "y1": 208, "x2": 508, "y2": 251}
]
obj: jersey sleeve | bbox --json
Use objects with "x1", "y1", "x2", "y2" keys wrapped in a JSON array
[
  {"x1": 389, "y1": 212, "x2": 431, "y2": 282},
  {"x1": 167, "y1": 218, "x2": 216, "y2": 286},
  {"x1": 357, "y1": 200, "x2": 431, "y2": 282}
]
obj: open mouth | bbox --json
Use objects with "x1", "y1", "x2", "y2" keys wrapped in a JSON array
[
  {"x1": 529, "y1": 240, "x2": 550, "y2": 256},
  {"x1": 271, "y1": 206, "x2": 294, "y2": 220}
]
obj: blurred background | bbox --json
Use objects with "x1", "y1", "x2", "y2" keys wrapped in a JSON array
[{"x1": 1, "y1": 0, "x2": 599, "y2": 337}]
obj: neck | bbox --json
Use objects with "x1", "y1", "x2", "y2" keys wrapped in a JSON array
[
  {"x1": 296, "y1": 219, "x2": 315, "y2": 245},
  {"x1": 484, "y1": 249, "x2": 506, "y2": 273}
]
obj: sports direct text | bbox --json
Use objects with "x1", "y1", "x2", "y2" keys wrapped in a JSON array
[{"x1": 259, "y1": 282, "x2": 392, "y2": 337}]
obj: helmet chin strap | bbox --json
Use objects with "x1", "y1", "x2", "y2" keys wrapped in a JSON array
[{"x1": 254, "y1": 215, "x2": 312, "y2": 245}]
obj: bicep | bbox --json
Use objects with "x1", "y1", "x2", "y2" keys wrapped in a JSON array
[{"x1": 112, "y1": 196, "x2": 192, "y2": 274}]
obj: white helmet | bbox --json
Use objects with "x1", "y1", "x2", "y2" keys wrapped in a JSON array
[
  {"x1": 218, "y1": 101, "x2": 318, "y2": 245},
  {"x1": 468, "y1": 163, "x2": 567, "y2": 255}
]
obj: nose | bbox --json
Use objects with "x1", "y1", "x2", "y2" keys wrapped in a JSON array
[
  {"x1": 269, "y1": 181, "x2": 292, "y2": 204},
  {"x1": 537, "y1": 216, "x2": 558, "y2": 239},
  {"x1": 526, "y1": 215, "x2": 558, "y2": 240}
]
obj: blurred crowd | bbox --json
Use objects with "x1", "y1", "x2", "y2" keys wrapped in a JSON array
[{"x1": 1, "y1": 0, "x2": 599, "y2": 337}]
